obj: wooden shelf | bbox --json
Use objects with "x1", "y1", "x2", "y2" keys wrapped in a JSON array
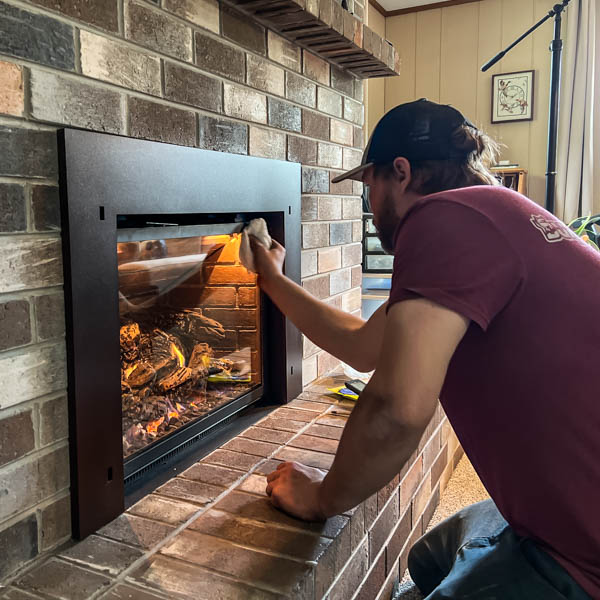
[
  {"x1": 222, "y1": 0, "x2": 400, "y2": 79},
  {"x1": 491, "y1": 167, "x2": 528, "y2": 196}
]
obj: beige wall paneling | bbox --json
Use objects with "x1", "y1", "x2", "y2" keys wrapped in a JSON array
[
  {"x1": 385, "y1": 13, "x2": 417, "y2": 108},
  {"x1": 366, "y1": 3, "x2": 387, "y2": 135},
  {"x1": 440, "y1": 3, "x2": 479, "y2": 119},
  {"x1": 367, "y1": 77, "x2": 386, "y2": 136},
  {"x1": 415, "y1": 9, "x2": 442, "y2": 101},
  {"x1": 494, "y1": 0, "x2": 535, "y2": 176},
  {"x1": 368, "y1": 5, "x2": 386, "y2": 37},
  {"x1": 475, "y1": 0, "x2": 502, "y2": 142}
]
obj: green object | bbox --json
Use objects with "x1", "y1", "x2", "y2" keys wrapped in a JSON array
[{"x1": 568, "y1": 214, "x2": 600, "y2": 251}]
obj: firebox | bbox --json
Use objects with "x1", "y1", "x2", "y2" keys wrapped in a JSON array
[
  {"x1": 118, "y1": 229, "x2": 263, "y2": 461},
  {"x1": 58, "y1": 129, "x2": 302, "y2": 539}
]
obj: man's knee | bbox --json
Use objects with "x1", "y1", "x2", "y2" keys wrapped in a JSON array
[
  {"x1": 407, "y1": 500, "x2": 503, "y2": 594},
  {"x1": 408, "y1": 534, "x2": 447, "y2": 595}
]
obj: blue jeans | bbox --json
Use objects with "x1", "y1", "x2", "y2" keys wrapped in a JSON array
[{"x1": 408, "y1": 500, "x2": 592, "y2": 599}]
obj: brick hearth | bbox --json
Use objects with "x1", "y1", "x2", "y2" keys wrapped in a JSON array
[{"x1": 0, "y1": 374, "x2": 460, "y2": 599}]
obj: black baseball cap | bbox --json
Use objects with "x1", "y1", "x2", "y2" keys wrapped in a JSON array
[{"x1": 331, "y1": 99, "x2": 476, "y2": 183}]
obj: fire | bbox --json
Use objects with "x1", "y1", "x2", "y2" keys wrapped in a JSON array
[
  {"x1": 176, "y1": 403, "x2": 185, "y2": 412},
  {"x1": 146, "y1": 417, "x2": 164, "y2": 434},
  {"x1": 167, "y1": 411, "x2": 179, "y2": 420},
  {"x1": 204, "y1": 234, "x2": 233, "y2": 244},
  {"x1": 171, "y1": 343, "x2": 185, "y2": 367},
  {"x1": 123, "y1": 365, "x2": 136, "y2": 378}
]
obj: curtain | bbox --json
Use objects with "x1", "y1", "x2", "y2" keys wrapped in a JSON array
[{"x1": 555, "y1": 0, "x2": 599, "y2": 222}]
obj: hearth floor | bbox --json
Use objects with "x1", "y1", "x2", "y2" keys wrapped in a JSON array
[{"x1": 0, "y1": 375, "x2": 363, "y2": 600}]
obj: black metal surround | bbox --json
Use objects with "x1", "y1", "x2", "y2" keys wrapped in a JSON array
[{"x1": 58, "y1": 129, "x2": 302, "y2": 539}]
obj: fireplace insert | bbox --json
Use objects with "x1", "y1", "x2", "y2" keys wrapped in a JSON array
[{"x1": 58, "y1": 130, "x2": 302, "y2": 538}]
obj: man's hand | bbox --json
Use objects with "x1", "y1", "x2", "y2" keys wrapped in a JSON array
[
  {"x1": 266, "y1": 462, "x2": 327, "y2": 521},
  {"x1": 244, "y1": 231, "x2": 387, "y2": 373},
  {"x1": 249, "y1": 236, "x2": 286, "y2": 288}
]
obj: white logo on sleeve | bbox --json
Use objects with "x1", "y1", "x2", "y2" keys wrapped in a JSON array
[{"x1": 530, "y1": 214, "x2": 577, "y2": 243}]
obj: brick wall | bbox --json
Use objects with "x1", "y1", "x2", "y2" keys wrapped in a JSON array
[{"x1": 0, "y1": 0, "x2": 368, "y2": 580}]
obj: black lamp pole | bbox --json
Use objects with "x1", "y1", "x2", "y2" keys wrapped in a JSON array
[{"x1": 481, "y1": 0, "x2": 571, "y2": 214}]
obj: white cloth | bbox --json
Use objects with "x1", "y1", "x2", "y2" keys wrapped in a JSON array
[
  {"x1": 556, "y1": 0, "x2": 599, "y2": 222},
  {"x1": 239, "y1": 218, "x2": 272, "y2": 273}
]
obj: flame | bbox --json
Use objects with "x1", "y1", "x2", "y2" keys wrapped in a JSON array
[
  {"x1": 204, "y1": 234, "x2": 233, "y2": 244},
  {"x1": 123, "y1": 365, "x2": 136, "y2": 379},
  {"x1": 176, "y1": 403, "x2": 185, "y2": 412},
  {"x1": 201, "y1": 355, "x2": 211, "y2": 368},
  {"x1": 146, "y1": 417, "x2": 164, "y2": 434},
  {"x1": 171, "y1": 343, "x2": 185, "y2": 367},
  {"x1": 167, "y1": 411, "x2": 179, "y2": 420}
]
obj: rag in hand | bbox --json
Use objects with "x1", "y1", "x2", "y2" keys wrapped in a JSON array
[{"x1": 239, "y1": 218, "x2": 272, "y2": 273}]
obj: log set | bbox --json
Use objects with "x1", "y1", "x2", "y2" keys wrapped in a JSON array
[{"x1": 120, "y1": 309, "x2": 252, "y2": 457}]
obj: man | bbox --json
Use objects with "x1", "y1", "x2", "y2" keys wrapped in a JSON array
[{"x1": 251, "y1": 100, "x2": 599, "y2": 599}]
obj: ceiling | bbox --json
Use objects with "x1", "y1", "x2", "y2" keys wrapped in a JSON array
[{"x1": 374, "y1": 0, "x2": 444, "y2": 10}]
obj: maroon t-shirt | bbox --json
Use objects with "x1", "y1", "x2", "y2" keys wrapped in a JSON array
[{"x1": 388, "y1": 186, "x2": 600, "y2": 597}]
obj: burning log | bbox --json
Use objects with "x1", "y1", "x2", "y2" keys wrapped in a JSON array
[
  {"x1": 135, "y1": 329, "x2": 183, "y2": 381},
  {"x1": 188, "y1": 343, "x2": 213, "y2": 382},
  {"x1": 120, "y1": 307, "x2": 254, "y2": 458},
  {"x1": 146, "y1": 329, "x2": 186, "y2": 363},
  {"x1": 139, "y1": 387, "x2": 151, "y2": 400},
  {"x1": 171, "y1": 309, "x2": 226, "y2": 344},
  {"x1": 120, "y1": 323, "x2": 141, "y2": 362},
  {"x1": 157, "y1": 367, "x2": 193, "y2": 392},
  {"x1": 137, "y1": 309, "x2": 226, "y2": 352},
  {"x1": 188, "y1": 342, "x2": 212, "y2": 370},
  {"x1": 125, "y1": 361, "x2": 156, "y2": 388}
]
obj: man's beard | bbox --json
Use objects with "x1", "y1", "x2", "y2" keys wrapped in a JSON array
[{"x1": 373, "y1": 191, "x2": 399, "y2": 255}]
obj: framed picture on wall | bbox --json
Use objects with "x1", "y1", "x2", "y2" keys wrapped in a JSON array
[{"x1": 491, "y1": 70, "x2": 535, "y2": 123}]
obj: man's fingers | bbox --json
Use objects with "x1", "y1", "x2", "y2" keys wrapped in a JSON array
[
  {"x1": 249, "y1": 235, "x2": 265, "y2": 251},
  {"x1": 276, "y1": 462, "x2": 287, "y2": 471},
  {"x1": 249, "y1": 235, "x2": 285, "y2": 255},
  {"x1": 266, "y1": 471, "x2": 280, "y2": 483},
  {"x1": 266, "y1": 481, "x2": 274, "y2": 495},
  {"x1": 269, "y1": 489, "x2": 281, "y2": 509}
]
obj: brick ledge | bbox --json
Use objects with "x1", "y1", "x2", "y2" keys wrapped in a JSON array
[{"x1": 221, "y1": 0, "x2": 400, "y2": 79}]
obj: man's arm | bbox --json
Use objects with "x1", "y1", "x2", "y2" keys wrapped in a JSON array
[
  {"x1": 252, "y1": 239, "x2": 385, "y2": 372},
  {"x1": 266, "y1": 298, "x2": 469, "y2": 520}
]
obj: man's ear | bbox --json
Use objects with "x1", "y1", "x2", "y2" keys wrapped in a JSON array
[{"x1": 392, "y1": 157, "x2": 412, "y2": 192}]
